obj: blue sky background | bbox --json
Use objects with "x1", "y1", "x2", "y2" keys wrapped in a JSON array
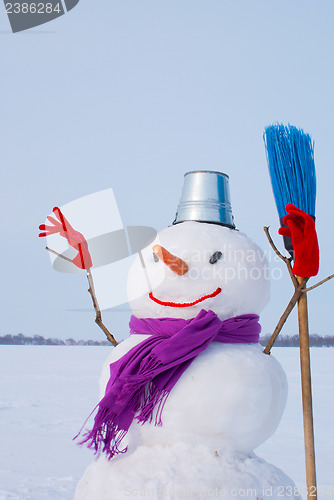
[{"x1": 1, "y1": 0, "x2": 333, "y2": 341}]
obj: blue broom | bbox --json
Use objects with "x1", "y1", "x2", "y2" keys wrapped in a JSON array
[
  {"x1": 264, "y1": 124, "x2": 316, "y2": 257},
  {"x1": 263, "y1": 123, "x2": 317, "y2": 500}
]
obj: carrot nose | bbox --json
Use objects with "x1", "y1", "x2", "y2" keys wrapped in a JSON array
[{"x1": 153, "y1": 245, "x2": 189, "y2": 276}]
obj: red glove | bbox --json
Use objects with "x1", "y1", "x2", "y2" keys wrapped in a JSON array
[
  {"x1": 39, "y1": 207, "x2": 93, "y2": 270},
  {"x1": 278, "y1": 204, "x2": 319, "y2": 277}
]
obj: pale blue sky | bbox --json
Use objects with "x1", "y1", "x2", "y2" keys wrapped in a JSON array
[{"x1": 1, "y1": 0, "x2": 333, "y2": 341}]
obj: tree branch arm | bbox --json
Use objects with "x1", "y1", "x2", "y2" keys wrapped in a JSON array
[
  {"x1": 45, "y1": 247, "x2": 118, "y2": 347},
  {"x1": 263, "y1": 278, "x2": 307, "y2": 355},
  {"x1": 263, "y1": 227, "x2": 298, "y2": 288},
  {"x1": 303, "y1": 273, "x2": 334, "y2": 292}
]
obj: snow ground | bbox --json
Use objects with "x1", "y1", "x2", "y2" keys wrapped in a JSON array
[{"x1": 0, "y1": 346, "x2": 333, "y2": 500}]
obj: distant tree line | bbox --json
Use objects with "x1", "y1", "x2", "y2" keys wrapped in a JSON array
[
  {"x1": 259, "y1": 334, "x2": 334, "y2": 348},
  {"x1": 0, "y1": 333, "x2": 334, "y2": 347},
  {"x1": 0, "y1": 333, "x2": 110, "y2": 346}
]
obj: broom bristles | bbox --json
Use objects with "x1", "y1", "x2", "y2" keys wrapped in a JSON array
[{"x1": 263, "y1": 124, "x2": 316, "y2": 219}]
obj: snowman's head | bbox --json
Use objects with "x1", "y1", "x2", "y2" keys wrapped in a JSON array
[{"x1": 127, "y1": 221, "x2": 270, "y2": 320}]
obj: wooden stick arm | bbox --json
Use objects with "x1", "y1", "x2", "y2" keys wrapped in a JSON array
[
  {"x1": 86, "y1": 269, "x2": 118, "y2": 347},
  {"x1": 45, "y1": 247, "x2": 118, "y2": 347},
  {"x1": 263, "y1": 285, "x2": 304, "y2": 355},
  {"x1": 262, "y1": 228, "x2": 333, "y2": 355}
]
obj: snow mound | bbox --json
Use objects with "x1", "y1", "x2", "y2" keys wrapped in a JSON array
[{"x1": 75, "y1": 443, "x2": 301, "y2": 500}]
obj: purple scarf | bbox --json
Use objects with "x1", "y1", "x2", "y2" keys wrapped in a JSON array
[{"x1": 79, "y1": 309, "x2": 261, "y2": 459}]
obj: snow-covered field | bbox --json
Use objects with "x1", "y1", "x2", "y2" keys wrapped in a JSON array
[{"x1": 0, "y1": 346, "x2": 333, "y2": 500}]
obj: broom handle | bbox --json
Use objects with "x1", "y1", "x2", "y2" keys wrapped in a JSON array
[{"x1": 297, "y1": 276, "x2": 317, "y2": 500}]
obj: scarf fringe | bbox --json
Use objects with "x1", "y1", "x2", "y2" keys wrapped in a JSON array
[
  {"x1": 79, "y1": 383, "x2": 169, "y2": 460},
  {"x1": 79, "y1": 355, "x2": 167, "y2": 460},
  {"x1": 79, "y1": 406, "x2": 128, "y2": 460},
  {"x1": 136, "y1": 382, "x2": 169, "y2": 426}
]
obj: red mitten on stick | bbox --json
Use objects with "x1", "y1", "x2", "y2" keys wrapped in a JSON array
[
  {"x1": 39, "y1": 207, "x2": 93, "y2": 270},
  {"x1": 278, "y1": 204, "x2": 319, "y2": 277}
]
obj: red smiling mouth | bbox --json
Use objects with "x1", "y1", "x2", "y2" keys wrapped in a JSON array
[{"x1": 148, "y1": 287, "x2": 222, "y2": 308}]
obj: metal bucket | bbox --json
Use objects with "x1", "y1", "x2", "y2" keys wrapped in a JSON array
[{"x1": 173, "y1": 170, "x2": 236, "y2": 228}]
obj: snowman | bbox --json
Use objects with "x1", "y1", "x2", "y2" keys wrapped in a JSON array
[{"x1": 74, "y1": 171, "x2": 300, "y2": 500}]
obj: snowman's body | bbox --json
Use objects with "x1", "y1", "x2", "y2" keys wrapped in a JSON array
[{"x1": 75, "y1": 222, "x2": 300, "y2": 500}]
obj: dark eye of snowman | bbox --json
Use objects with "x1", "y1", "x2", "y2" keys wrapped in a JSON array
[
  {"x1": 209, "y1": 251, "x2": 222, "y2": 264},
  {"x1": 153, "y1": 252, "x2": 159, "y2": 262}
]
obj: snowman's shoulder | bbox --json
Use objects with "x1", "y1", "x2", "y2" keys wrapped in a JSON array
[
  {"x1": 98, "y1": 334, "x2": 150, "y2": 396},
  {"x1": 206, "y1": 341, "x2": 264, "y2": 355},
  {"x1": 197, "y1": 341, "x2": 280, "y2": 367},
  {"x1": 105, "y1": 334, "x2": 150, "y2": 364}
]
